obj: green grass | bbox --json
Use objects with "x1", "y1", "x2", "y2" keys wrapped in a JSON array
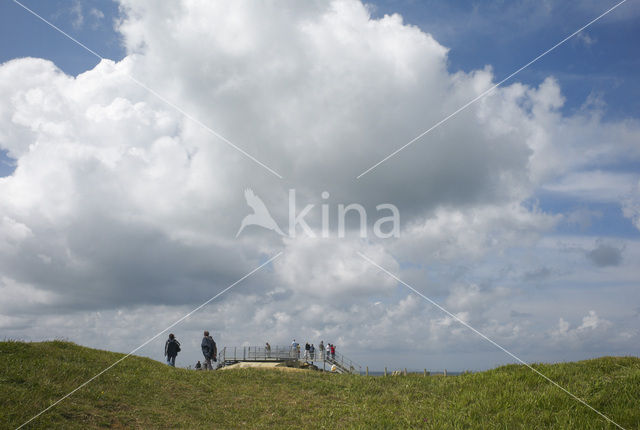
[{"x1": 1, "y1": 341, "x2": 639, "y2": 429}]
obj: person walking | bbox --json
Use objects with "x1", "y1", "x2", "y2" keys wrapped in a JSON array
[
  {"x1": 164, "y1": 333, "x2": 181, "y2": 367},
  {"x1": 201, "y1": 330, "x2": 217, "y2": 370}
]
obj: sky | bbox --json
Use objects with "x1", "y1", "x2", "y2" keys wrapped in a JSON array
[{"x1": 0, "y1": 0, "x2": 639, "y2": 373}]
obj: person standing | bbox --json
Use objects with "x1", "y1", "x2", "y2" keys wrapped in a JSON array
[
  {"x1": 326, "y1": 343, "x2": 331, "y2": 361},
  {"x1": 319, "y1": 341, "x2": 324, "y2": 359},
  {"x1": 265, "y1": 342, "x2": 271, "y2": 358},
  {"x1": 195, "y1": 360, "x2": 202, "y2": 370},
  {"x1": 309, "y1": 343, "x2": 315, "y2": 361},
  {"x1": 330, "y1": 344, "x2": 336, "y2": 359},
  {"x1": 291, "y1": 339, "x2": 298, "y2": 358},
  {"x1": 164, "y1": 333, "x2": 180, "y2": 367},
  {"x1": 201, "y1": 330, "x2": 217, "y2": 370},
  {"x1": 304, "y1": 342, "x2": 310, "y2": 361}
]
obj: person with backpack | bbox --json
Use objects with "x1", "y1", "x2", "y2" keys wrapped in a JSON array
[
  {"x1": 164, "y1": 333, "x2": 181, "y2": 367},
  {"x1": 201, "y1": 330, "x2": 217, "y2": 370}
]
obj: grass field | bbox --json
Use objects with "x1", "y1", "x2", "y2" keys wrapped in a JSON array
[{"x1": 1, "y1": 341, "x2": 639, "y2": 429}]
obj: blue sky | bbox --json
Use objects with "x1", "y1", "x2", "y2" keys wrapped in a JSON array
[
  {"x1": 371, "y1": 0, "x2": 640, "y2": 118},
  {"x1": 0, "y1": 1, "x2": 637, "y2": 141},
  {"x1": 0, "y1": 0, "x2": 639, "y2": 372},
  {"x1": 2, "y1": 1, "x2": 639, "y2": 113},
  {"x1": 0, "y1": 0, "x2": 124, "y2": 177},
  {"x1": 0, "y1": 0, "x2": 124, "y2": 74}
]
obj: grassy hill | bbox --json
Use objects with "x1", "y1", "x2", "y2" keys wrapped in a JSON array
[{"x1": 1, "y1": 341, "x2": 639, "y2": 429}]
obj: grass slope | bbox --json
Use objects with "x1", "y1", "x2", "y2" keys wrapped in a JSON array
[{"x1": 1, "y1": 341, "x2": 639, "y2": 429}]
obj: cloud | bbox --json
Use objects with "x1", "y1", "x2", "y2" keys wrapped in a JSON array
[
  {"x1": 550, "y1": 310, "x2": 615, "y2": 349},
  {"x1": 543, "y1": 171, "x2": 638, "y2": 203},
  {"x1": 622, "y1": 179, "x2": 640, "y2": 230},
  {"x1": 564, "y1": 208, "x2": 603, "y2": 230},
  {"x1": 0, "y1": 0, "x2": 639, "y2": 368},
  {"x1": 522, "y1": 267, "x2": 552, "y2": 282},
  {"x1": 510, "y1": 310, "x2": 532, "y2": 318},
  {"x1": 586, "y1": 242, "x2": 623, "y2": 267},
  {"x1": 398, "y1": 203, "x2": 559, "y2": 262},
  {"x1": 574, "y1": 32, "x2": 596, "y2": 48},
  {"x1": 66, "y1": 2, "x2": 104, "y2": 31},
  {"x1": 275, "y1": 238, "x2": 398, "y2": 299},
  {"x1": 70, "y1": 0, "x2": 84, "y2": 29},
  {"x1": 90, "y1": 8, "x2": 105, "y2": 20}
]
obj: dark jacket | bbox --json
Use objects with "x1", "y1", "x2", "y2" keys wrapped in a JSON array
[
  {"x1": 165, "y1": 338, "x2": 181, "y2": 357},
  {"x1": 201, "y1": 335, "x2": 217, "y2": 359}
]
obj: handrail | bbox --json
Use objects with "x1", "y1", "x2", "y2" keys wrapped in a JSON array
[{"x1": 219, "y1": 345, "x2": 362, "y2": 374}]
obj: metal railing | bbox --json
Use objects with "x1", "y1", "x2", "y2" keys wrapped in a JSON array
[
  {"x1": 221, "y1": 345, "x2": 300, "y2": 362},
  {"x1": 219, "y1": 345, "x2": 362, "y2": 374}
]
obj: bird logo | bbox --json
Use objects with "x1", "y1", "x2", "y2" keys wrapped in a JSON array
[{"x1": 236, "y1": 189, "x2": 285, "y2": 237}]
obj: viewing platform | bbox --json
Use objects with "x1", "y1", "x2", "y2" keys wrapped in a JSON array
[{"x1": 219, "y1": 345, "x2": 362, "y2": 374}]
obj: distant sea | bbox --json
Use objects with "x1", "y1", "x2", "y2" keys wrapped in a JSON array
[{"x1": 367, "y1": 371, "x2": 465, "y2": 376}]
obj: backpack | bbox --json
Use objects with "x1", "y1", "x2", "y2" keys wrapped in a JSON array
[{"x1": 167, "y1": 339, "x2": 180, "y2": 355}]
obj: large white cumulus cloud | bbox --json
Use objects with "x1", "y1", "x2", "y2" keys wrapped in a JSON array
[{"x1": 1, "y1": 0, "x2": 638, "y2": 367}]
